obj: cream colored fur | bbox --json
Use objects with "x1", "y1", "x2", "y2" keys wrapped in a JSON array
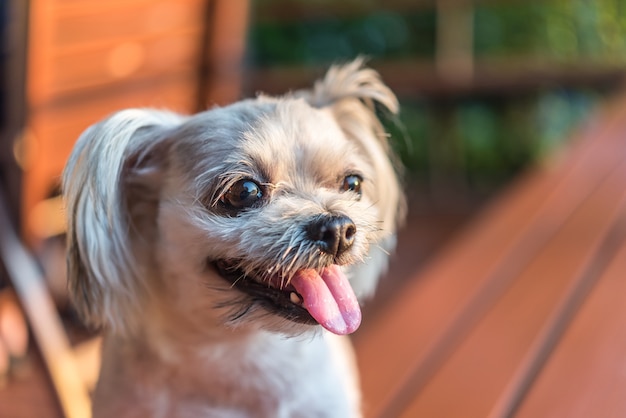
[{"x1": 63, "y1": 59, "x2": 405, "y2": 418}]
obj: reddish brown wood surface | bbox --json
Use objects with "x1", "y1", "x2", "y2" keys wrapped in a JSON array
[
  {"x1": 354, "y1": 93, "x2": 626, "y2": 418},
  {"x1": 400, "y1": 160, "x2": 626, "y2": 418},
  {"x1": 515, "y1": 231, "x2": 626, "y2": 418}
]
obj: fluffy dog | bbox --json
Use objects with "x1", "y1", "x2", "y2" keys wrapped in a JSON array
[{"x1": 63, "y1": 59, "x2": 405, "y2": 417}]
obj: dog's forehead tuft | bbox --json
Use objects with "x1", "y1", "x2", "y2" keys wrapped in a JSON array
[{"x1": 241, "y1": 99, "x2": 358, "y2": 183}]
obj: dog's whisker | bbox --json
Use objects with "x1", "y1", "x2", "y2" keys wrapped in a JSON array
[
  {"x1": 284, "y1": 242, "x2": 305, "y2": 274},
  {"x1": 229, "y1": 274, "x2": 247, "y2": 289},
  {"x1": 374, "y1": 244, "x2": 391, "y2": 256},
  {"x1": 277, "y1": 228, "x2": 302, "y2": 261},
  {"x1": 204, "y1": 284, "x2": 232, "y2": 293},
  {"x1": 280, "y1": 245, "x2": 294, "y2": 261},
  {"x1": 306, "y1": 249, "x2": 316, "y2": 269},
  {"x1": 228, "y1": 303, "x2": 254, "y2": 323}
]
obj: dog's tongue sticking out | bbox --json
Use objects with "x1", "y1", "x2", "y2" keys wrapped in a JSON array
[{"x1": 290, "y1": 265, "x2": 361, "y2": 335}]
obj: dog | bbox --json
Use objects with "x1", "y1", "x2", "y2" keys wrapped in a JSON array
[{"x1": 63, "y1": 58, "x2": 405, "y2": 417}]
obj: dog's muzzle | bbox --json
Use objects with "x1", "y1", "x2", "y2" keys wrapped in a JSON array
[{"x1": 213, "y1": 214, "x2": 362, "y2": 335}]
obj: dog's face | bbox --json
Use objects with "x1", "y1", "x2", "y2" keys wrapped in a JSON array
[{"x1": 63, "y1": 60, "x2": 405, "y2": 338}]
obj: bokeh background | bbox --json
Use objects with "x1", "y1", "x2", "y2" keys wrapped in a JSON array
[
  {"x1": 243, "y1": 0, "x2": 626, "y2": 312},
  {"x1": 1, "y1": 1, "x2": 625, "y2": 417},
  {"x1": 246, "y1": 0, "x2": 624, "y2": 198}
]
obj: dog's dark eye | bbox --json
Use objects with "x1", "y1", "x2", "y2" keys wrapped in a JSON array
[
  {"x1": 221, "y1": 179, "x2": 263, "y2": 209},
  {"x1": 342, "y1": 175, "x2": 363, "y2": 197}
]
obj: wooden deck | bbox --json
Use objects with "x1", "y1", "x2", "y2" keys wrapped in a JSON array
[
  {"x1": 2, "y1": 92, "x2": 626, "y2": 417},
  {"x1": 353, "y1": 91, "x2": 626, "y2": 417},
  {"x1": 0, "y1": 346, "x2": 63, "y2": 418},
  {"x1": 0, "y1": 204, "x2": 472, "y2": 418}
]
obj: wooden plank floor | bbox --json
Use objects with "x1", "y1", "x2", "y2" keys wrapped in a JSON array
[
  {"x1": 3, "y1": 95, "x2": 626, "y2": 418},
  {"x1": 0, "y1": 346, "x2": 63, "y2": 418},
  {"x1": 353, "y1": 92, "x2": 626, "y2": 418},
  {"x1": 516, "y1": 234, "x2": 626, "y2": 418},
  {"x1": 0, "y1": 204, "x2": 474, "y2": 418},
  {"x1": 400, "y1": 155, "x2": 626, "y2": 418}
]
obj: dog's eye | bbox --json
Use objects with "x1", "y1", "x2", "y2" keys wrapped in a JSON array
[
  {"x1": 342, "y1": 175, "x2": 363, "y2": 197},
  {"x1": 221, "y1": 179, "x2": 263, "y2": 209}
]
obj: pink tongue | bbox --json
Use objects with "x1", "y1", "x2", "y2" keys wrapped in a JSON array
[{"x1": 290, "y1": 265, "x2": 362, "y2": 335}]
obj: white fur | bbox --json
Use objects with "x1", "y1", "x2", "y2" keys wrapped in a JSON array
[{"x1": 63, "y1": 59, "x2": 405, "y2": 417}]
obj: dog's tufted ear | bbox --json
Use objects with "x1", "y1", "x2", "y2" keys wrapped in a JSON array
[
  {"x1": 62, "y1": 109, "x2": 184, "y2": 333},
  {"x1": 296, "y1": 57, "x2": 399, "y2": 115}
]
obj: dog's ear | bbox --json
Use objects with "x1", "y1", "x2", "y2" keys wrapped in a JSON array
[
  {"x1": 298, "y1": 58, "x2": 406, "y2": 299},
  {"x1": 62, "y1": 109, "x2": 184, "y2": 332},
  {"x1": 298, "y1": 57, "x2": 399, "y2": 115}
]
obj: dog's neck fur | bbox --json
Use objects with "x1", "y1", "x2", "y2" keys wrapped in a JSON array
[{"x1": 94, "y1": 326, "x2": 361, "y2": 418}]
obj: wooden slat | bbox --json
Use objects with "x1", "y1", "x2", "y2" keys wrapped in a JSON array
[
  {"x1": 487, "y1": 181, "x2": 626, "y2": 418},
  {"x1": 354, "y1": 96, "x2": 626, "y2": 418},
  {"x1": 0, "y1": 347, "x2": 64, "y2": 418},
  {"x1": 202, "y1": 0, "x2": 250, "y2": 107},
  {"x1": 245, "y1": 59, "x2": 626, "y2": 100},
  {"x1": 514, "y1": 224, "x2": 626, "y2": 417},
  {"x1": 398, "y1": 160, "x2": 626, "y2": 418},
  {"x1": 22, "y1": 74, "x2": 199, "y2": 245},
  {"x1": 26, "y1": 0, "x2": 207, "y2": 105},
  {"x1": 0, "y1": 189, "x2": 91, "y2": 418},
  {"x1": 50, "y1": 28, "x2": 203, "y2": 97},
  {"x1": 53, "y1": 0, "x2": 205, "y2": 49}
]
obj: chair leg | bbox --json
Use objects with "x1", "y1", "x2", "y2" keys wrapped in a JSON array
[{"x1": 0, "y1": 187, "x2": 91, "y2": 418}]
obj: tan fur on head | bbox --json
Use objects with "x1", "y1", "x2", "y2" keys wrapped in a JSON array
[{"x1": 63, "y1": 59, "x2": 405, "y2": 417}]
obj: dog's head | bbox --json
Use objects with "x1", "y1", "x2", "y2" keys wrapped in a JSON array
[{"x1": 63, "y1": 59, "x2": 405, "y2": 338}]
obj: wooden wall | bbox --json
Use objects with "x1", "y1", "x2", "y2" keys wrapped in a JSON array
[{"x1": 20, "y1": 0, "x2": 249, "y2": 246}]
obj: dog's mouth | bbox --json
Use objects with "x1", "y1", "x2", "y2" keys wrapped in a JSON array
[{"x1": 213, "y1": 260, "x2": 361, "y2": 335}]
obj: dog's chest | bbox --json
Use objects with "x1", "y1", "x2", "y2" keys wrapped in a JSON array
[
  {"x1": 180, "y1": 335, "x2": 356, "y2": 417},
  {"x1": 96, "y1": 332, "x2": 360, "y2": 418}
]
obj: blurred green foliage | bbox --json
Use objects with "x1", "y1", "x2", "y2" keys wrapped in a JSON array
[
  {"x1": 248, "y1": 0, "x2": 623, "y2": 194},
  {"x1": 474, "y1": 0, "x2": 626, "y2": 59},
  {"x1": 387, "y1": 91, "x2": 598, "y2": 192},
  {"x1": 249, "y1": 9, "x2": 436, "y2": 66},
  {"x1": 252, "y1": 0, "x2": 626, "y2": 66}
]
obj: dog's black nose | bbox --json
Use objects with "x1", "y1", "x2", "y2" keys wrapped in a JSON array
[{"x1": 306, "y1": 215, "x2": 356, "y2": 257}]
